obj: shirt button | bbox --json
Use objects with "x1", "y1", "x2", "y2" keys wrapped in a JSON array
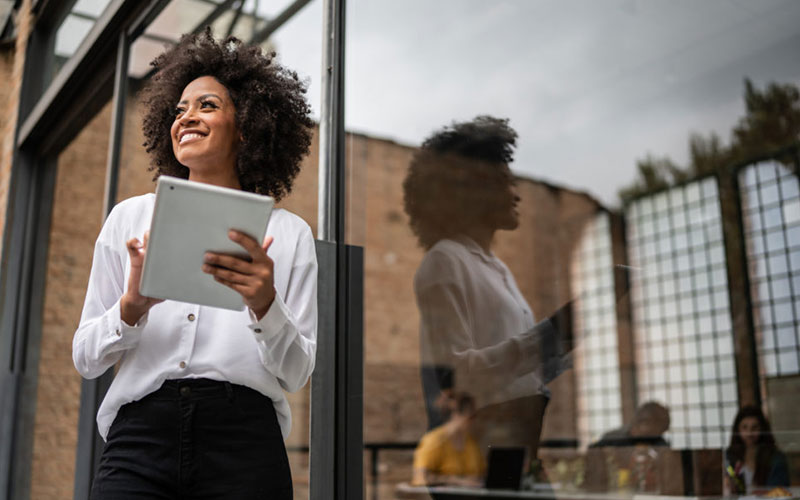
[
  {"x1": 115, "y1": 329, "x2": 121, "y2": 337},
  {"x1": 187, "y1": 313, "x2": 196, "y2": 322},
  {"x1": 179, "y1": 361, "x2": 186, "y2": 369},
  {"x1": 254, "y1": 328, "x2": 262, "y2": 333},
  {"x1": 180, "y1": 386, "x2": 191, "y2": 397}
]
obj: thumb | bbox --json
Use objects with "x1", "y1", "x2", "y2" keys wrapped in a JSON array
[
  {"x1": 262, "y1": 235, "x2": 274, "y2": 253},
  {"x1": 126, "y1": 238, "x2": 143, "y2": 258}
]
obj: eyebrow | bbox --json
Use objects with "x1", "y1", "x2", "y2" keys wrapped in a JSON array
[{"x1": 177, "y1": 93, "x2": 223, "y2": 105}]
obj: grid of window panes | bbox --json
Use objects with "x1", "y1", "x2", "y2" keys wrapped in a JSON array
[
  {"x1": 626, "y1": 178, "x2": 738, "y2": 449},
  {"x1": 739, "y1": 160, "x2": 800, "y2": 377},
  {"x1": 572, "y1": 213, "x2": 623, "y2": 447}
]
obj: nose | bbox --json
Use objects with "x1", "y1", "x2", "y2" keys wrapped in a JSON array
[{"x1": 176, "y1": 106, "x2": 200, "y2": 127}]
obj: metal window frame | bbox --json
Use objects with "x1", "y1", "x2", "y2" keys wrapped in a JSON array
[
  {"x1": 2, "y1": 0, "x2": 362, "y2": 498},
  {"x1": 734, "y1": 147, "x2": 800, "y2": 385},
  {"x1": 625, "y1": 176, "x2": 742, "y2": 449}
]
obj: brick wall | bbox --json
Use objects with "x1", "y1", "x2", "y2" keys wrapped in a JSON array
[
  {"x1": 29, "y1": 101, "x2": 112, "y2": 500},
  {"x1": 0, "y1": 0, "x2": 33, "y2": 260}
]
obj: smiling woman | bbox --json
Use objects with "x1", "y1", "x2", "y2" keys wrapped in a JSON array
[
  {"x1": 71, "y1": 28, "x2": 318, "y2": 499},
  {"x1": 140, "y1": 27, "x2": 314, "y2": 200}
]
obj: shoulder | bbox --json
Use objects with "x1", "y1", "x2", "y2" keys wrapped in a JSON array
[
  {"x1": 268, "y1": 208, "x2": 315, "y2": 263},
  {"x1": 415, "y1": 239, "x2": 471, "y2": 288},
  {"x1": 269, "y1": 208, "x2": 312, "y2": 235},
  {"x1": 106, "y1": 193, "x2": 155, "y2": 224},
  {"x1": 98, "y1": 193, "x2": 155, "y2": 244},
  {"x1": 418, "y1": 426, "x2": 448, "y2": 450},
  {"x1": 268, "y1": 208, "x2": 314, "y2": 245}
]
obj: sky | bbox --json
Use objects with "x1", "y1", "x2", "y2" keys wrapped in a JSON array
[
  {"x1": 269, "y1": 0, "x2": 800, "y2": 207},
  {"x1": 58, "y1": 0, "x2": 800, "y2": 207}
]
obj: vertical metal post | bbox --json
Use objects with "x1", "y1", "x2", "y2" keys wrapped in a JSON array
[
  {"x1": 718, "y1": 170, "x2": 761, "y2": 407},
  {"x1": 316, "y1": 0, "x2": 345, "y2": 244},
  {"x1": 102, "y1": 32, "x2": 128, "y2": 219},
  {"x1": 313, "y1": 0, "x2": 364, "y2": 499},
  {"x1": 610, "y1": 212, "x2": 637, "y2": 424},
  {"x1": 73, "y1": 30, "x2": 129, "y2": 500}
]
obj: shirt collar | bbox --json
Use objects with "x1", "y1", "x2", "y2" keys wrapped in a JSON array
[{"x1": 454, "y1": 235, "x2": 495, "y2": 264}]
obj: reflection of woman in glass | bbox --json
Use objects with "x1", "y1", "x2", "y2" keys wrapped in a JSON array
[
  {"x1": 724, "y1": 405, "x2": 789, "y2": 494},
  {"x1": 403, "y1": 116, "x2": 570, "y2": 462},
  {"x1": 72, "y1": 30, "x2": 316, "y2": 498}
]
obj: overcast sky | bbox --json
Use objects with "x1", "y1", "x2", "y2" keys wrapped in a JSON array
[
  {"x1": 58, "y1": 1, "x2": 800, "y2": 205},
  {"x1": 266, "y1": 0, "x2": 800, "y2": 207}
]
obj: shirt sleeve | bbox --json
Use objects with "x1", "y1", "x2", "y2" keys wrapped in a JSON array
[
  {"x1": 72, "y1": 209, "x2": 147, "y2": 379},
  {"x1": 246, "y1": 225, "x2": 317, "y2": 393}
]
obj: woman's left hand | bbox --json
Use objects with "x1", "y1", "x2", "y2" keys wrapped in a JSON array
[{"x1": 202, "y1": 230, "x2": 276, "y2": 320}]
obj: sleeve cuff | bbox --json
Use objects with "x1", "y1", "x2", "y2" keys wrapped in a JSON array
[
  {"x1": 106, "y1": 299, "x2": 146, "y2": 348},
  {"x1": 248, "y1": 292, "x2": 290, "y2": 339},
  {"x1": 521, "y1": 319, "x2": 569, "y2": 384}
]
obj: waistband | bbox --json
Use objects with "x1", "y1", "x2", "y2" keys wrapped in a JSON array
[{"x1": 145, "y1": 378, "x2": 267, "y2": 402}]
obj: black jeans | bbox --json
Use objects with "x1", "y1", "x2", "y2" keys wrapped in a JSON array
[{"x1": 90, "y1": 379, "x2": 292, "y2": 499}]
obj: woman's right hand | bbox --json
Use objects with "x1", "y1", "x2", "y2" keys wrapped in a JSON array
[{"x1": 120, "y1": 231, "x2": 162, "y2": 326}]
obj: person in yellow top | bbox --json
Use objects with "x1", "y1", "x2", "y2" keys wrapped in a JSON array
[{"x1": 412, "y1": 392, "x2": 487, "y2": 487}]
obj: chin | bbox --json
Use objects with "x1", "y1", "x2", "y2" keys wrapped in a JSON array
[{"x1": 500, "y1": 218, "x2": 520, "y2": 230}]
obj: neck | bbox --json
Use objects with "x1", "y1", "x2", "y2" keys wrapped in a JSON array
[
  {"x1": 462, "y1": 226, "x2": 495, "y2": 253},
  {"x1": 188, "y1": 164, "x2": 241, "y2": 190}
]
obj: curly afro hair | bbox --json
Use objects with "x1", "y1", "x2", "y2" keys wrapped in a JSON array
[
  {"x1": 139, "y1": 28, "x2": 313, "y2": 201},
  {"x1": 403, "y1": 116, "x2": 518, "y2": 249}
]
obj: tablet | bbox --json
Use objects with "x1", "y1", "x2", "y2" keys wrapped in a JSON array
[{"x1": 139, "y1": 176, "x2": 274, "y2": 310}]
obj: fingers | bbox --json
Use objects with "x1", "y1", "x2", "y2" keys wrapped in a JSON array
[
  {"x1": 202, "y1": 262, "x2": 251, "y2": 285},
  {"x1": 229, "y1": 230, "x2": 269, "y2": 263},
  {"x1": 126, "y1": 238, "x2": 143, "y2": 260},
  {"x1": 214, "y1": 276, "x2": 249, "y2": 296},
  {"x1": 203, "y1": 252, "x2": 254, "y2": 274}
]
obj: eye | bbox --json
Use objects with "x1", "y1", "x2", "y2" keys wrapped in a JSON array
[
  {"x1": 201, "y1": 100, "x2": 218, "y2": 109},
  {"x1": 175, "y1": 106, "x2": 185, "y2": 117}
]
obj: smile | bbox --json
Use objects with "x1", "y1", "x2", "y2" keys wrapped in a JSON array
[{"x1": 179, "y1": 132, "x2": 206, "y2": 145}]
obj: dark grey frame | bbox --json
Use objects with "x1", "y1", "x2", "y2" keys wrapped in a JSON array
[{"x1": 0, "y1": 0, "x2": 361, "y2": 498}]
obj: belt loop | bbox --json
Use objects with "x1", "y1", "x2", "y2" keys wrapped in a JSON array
[{"x1": 224, "y1": 381, "x2": 234, "y2": 402}]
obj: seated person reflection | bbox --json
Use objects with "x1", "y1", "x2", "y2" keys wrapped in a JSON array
[
  {"x1": 724, "y1": 405, "x2": 790, "y2": 494},
  {"x1": 412, "y1": 392, "x2": 486, "y2": 487},
  {"x1": 592, "y1": 401, "x2": 670, "y2": 448},
  {"x1": 585, "y1": 401, "x2": 670, "y2": 492},
  {"x1": 403, "y1": 116, "x2": 573, "y2": 464}
]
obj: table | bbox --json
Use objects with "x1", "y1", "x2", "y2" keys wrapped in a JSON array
[{"x1": 394, "y1": 483, "x2": 800, "y2": 500}]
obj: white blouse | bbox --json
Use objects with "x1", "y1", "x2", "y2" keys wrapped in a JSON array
[
  {"x1": 415, "y1": 235, "x2": 566, "y2": 408},
  {"x1": 72, "y1": 193, "x2": 317, "y2": 440}
]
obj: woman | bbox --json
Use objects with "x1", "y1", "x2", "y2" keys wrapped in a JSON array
[
  {"x1": 72, "y1": 29, "x2": 316, "y2": 499},
  {"x1": 402, "y1": 116, "x2": 571, "y2": 463},
  {"x1": 725, "y1": 405, "x2": 789, "y2": 494}
]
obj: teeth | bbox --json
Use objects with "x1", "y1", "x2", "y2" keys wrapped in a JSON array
[{"x1": 180, "y1": 133, "x2": 203, "y2": 144}]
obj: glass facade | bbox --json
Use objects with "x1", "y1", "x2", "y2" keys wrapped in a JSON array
[
  {"x1": 627, "y1": 179, "x2": 738, "y2": 449},
  {"x1": 740, "y1": 160, "x2": 800, "y2": 377},
  {"x1": 52, "y1": 0, "x2": 115, "y2": 79},
  {"x1": 572, "y1": 213, "x2": 623, "y2": 447}
]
